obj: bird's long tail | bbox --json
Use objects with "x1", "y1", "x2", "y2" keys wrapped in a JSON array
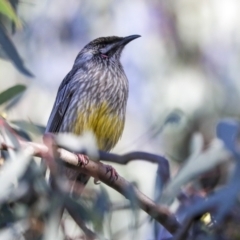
[{"x1": 51, "y1": 161, "x2": 91, "y2": 197}]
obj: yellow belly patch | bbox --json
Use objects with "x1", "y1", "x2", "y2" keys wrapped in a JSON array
[{"x1": 73, "y1": 102, "x2": 124, "y2": 151}]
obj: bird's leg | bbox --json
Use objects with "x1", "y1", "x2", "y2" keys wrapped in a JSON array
[
  {"x1": 105, "y1": 165, "x2": 118, "y2": 182},
  {"x1": 94, "y1": 178, "x2": 100, "y2": 185},
  {"x1": 94, "y1": 165, "x2": 119, "y2": 184},
  {"x1": 76, "y1": 155, "x2": 100, "y2": 185},
  {"x1": 76, "y1": 154, "x2": 89, "y2": 167}
]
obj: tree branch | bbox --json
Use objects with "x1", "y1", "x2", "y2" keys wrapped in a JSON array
[
  {"x1": 0, "y1": 134, "x2": 180, "y2": 234},
  {"x1": 89, "y1": 150, "x2": 168, "y2": 165}
]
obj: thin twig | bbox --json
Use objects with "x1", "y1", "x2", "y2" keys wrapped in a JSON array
[
  {"x1": 57, "y1": 141, "x2": 169, "y2": 165},
  {"x1": 173, "y1": 217, "x2": 193, "y2": 240}
]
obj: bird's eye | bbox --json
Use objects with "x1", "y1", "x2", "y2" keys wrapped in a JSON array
[
  {"x1": 101, "y1": 54, "x2": 108, "y2": 59},
  {"x1": 99, "y1": 48, "x2": 108, "y2": 59}
]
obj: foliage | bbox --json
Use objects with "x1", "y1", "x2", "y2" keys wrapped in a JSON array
[
  {"x1": 0, "y1": 0, "x2": 33, "y2": 77},
  {"x1": 0, "y1": 0, "x2": 21, "y2": 28},
  {"x1": 0, "y1": 1, "x2": 240, "y2": 237},
  {"x1": 0, "y1": 81, "x2": 240, "y2": 240},
  {"x1": 0, "y1": 84, "x2": 26, "y2": 106}
]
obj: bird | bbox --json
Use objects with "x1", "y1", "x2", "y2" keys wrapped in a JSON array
[{"x1": 45, "y1": 35, "x2": 141, "y2": 193}]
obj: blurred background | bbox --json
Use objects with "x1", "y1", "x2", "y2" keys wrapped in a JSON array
[{"x1": 1, "y1": 0, "x2": 240, "y2": 239}]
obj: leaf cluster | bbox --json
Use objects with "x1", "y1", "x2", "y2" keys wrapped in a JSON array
[{"x1": 0, "y1": 0, "x2": 33, "y2": 77}]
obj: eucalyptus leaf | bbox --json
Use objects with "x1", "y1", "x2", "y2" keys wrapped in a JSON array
[
  {"x1": 0, "y1": 42, "x2": 8, "y2": 58},
  {"x1": 123, "y1": 184, "x2": 139, "y2": 232},
  {"x1": 216, "y1": 119, "x2": 240, "y2": 154},
  {"x1": 4, "y1": 94, "x2": 24, "y2": 110},
  {"x1": 163, "y1": 109, "x2": 185, "y2": 126},
  {"x1": 9, "y1": 0, "x2": 19, "y2": 33},
  {"x1": 0, "y1": 84, "x2": 26, "y2": 106},
  {"x1": 0, "y1": 0, "x2": 21, "y2": 28},
  {"x1": 0, "y1": 124, "x2": 19, "y2": 160},
  {"x1": 43, "y1": 196, "x2": 63, "y2": 240},
  {"x1": 161, "y1": 137, "x2": 230, "y2": 205},
  {"x1": 92, "y1": 187, "x2": 110, "y2": 232},
  {"x1": 0, "y1": 204, "x2": 15, "y2": 228},
  {"x1": 12, "y1": 128, "x2": 31, "y2": 141},
  {"x1": 0, "y1": 220, "x2": 29, "y2": 240},
  {"x1": 0, "y1": 148, "x2": 32, "y2": 196},
  {"x1": 65, "y1": 197, "x2": 91, "y2": 223},
  {"x1": 11, "y1": 120, "x2": 46, "y2": 136},
  {"x1": 0, "y1": 26, "x2": 33, "y2": 77}
]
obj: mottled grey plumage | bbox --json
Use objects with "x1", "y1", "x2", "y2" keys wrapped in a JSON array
[{"x1": 46, "y1": 35, "x2": 140, "y2": 189}]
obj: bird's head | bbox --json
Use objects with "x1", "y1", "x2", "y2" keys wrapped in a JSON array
[{"x1": 74, "y1": 35, "x2": 140, "y2": 66}]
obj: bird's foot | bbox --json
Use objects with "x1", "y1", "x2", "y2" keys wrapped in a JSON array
[
  {"x1": 94, "y1": 178, "x2": 100, "y2": 185},
  {"x1": 76, "y1": 154, "x2": 89, "y2": 168},
  {"x1": 106, "y1": 165, "x2": 118, "y2": 182}
]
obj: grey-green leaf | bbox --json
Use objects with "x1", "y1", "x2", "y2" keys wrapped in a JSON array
[
  {"x1": 11, "y1": 120, "x2": 46, "y2": 135},
  {"x1": 0, "y1": 25, "x2": 33, "y2": 77},
  {"x1": 0, "y1": 84, "x2": 26, "y2": 106}
]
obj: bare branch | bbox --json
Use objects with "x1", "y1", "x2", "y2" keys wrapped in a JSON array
[
  {"x1": 91, "y1": 150, "x2": 168, "y2": 165},
  {"x1": 0, "y1": 132, "x2": 180, "y2": 234}
]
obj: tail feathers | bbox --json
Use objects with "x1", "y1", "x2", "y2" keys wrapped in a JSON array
[
  {"x1": 49, "y1": 165, "x2": 91, "y2": 197},
  {"x1": 71, "y1": 174, "x2": 91, "y2": 196}
]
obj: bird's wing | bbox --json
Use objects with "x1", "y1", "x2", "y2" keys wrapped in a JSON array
[
  {"x1": 45, "y1": 66, "x2": 92, "y2": 193},
  {"x1": 45, "y1": 67, "x2": 78, "y2": 133}
]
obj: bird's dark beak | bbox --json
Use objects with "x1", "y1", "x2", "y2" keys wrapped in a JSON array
[
  {"x1": 118, "y1": 35, "x2": 141, "y2": 47},
  {"x1": 101, "y1": 35, "x2": 141, "y2": 55}
]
